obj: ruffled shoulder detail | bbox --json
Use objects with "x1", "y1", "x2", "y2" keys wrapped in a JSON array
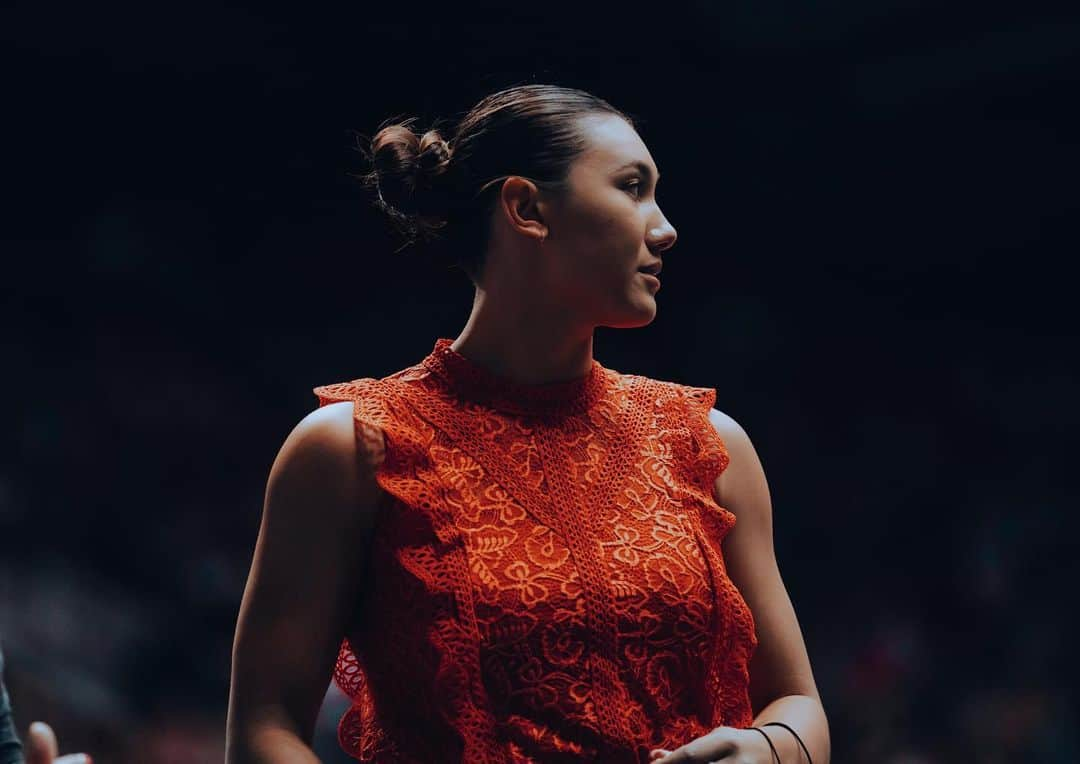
[
  {"x1": 672, "y1": 383, "x2": 730, "y2": 491},
  {"x1": 646, "y1": 379, "x2": 736, "y2": 546},
  {"x1": 312, "y1": 378, "x2": 393, "y2": 472},
  {"x1": 666, "y1": 382, "x2": 757, "y2": 725},
  {"x1": 311, "y1": 374, "x2": 446, "y2": 760},
  {"x1": 313, "y1": 377, "x2": 391, "y2": 421}
]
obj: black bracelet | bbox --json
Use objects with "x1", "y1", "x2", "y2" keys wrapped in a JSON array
[
  {"x1": 748, "y1": 726, "x2": 781, "y2": 764},
  {"x1": 761, "y1": 721, "x2": 812, "y2": 764}
]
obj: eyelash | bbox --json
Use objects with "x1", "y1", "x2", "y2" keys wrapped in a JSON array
[{"x1": 623, "y1": 179, "x2": 659, "y2": 202}]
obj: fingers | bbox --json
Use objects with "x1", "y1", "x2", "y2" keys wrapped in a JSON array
[
  {"x1": 26, "y1": 722, "x2": 58, "y2": 764},
  {"x1": 26, "y1": 721, "x2": 91, "y2": 764},
  {"x1": 652, "y1": 734, "x2": 736, "y2": 763}
]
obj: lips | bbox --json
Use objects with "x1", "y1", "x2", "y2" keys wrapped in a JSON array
[{"x1": 638, "y1": 271, "x2": 661, "y2": 290}]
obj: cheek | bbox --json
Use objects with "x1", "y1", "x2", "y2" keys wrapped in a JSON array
[
  {"x1": 564, "y1": 189, "x2": 639, "y2": 239},
  {"x1": 551, "y1": 197, "x2": 643, "y2": 289},
  {"x1": 568, "y1": 209, "x2": 642, "y2": 268},
  {"x1": 559, "y1": 240, "x2": 626, "y2": 288},
  {"x1": 584, "y1": 202, "x2": 640, "y2": 241}
]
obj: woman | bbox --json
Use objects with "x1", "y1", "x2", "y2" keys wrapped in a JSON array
[{"x1": 226, "y1": 84, "x2": 830, "y2": 763}]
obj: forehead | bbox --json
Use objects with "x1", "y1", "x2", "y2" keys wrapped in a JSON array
[{"x1": 573, "y1": 114, "x2": 656, "y2": 174}]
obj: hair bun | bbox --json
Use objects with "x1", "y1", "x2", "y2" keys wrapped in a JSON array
[
  {"x1": 415, "y1": 131, "x2": 452, "y2": 181},
  {"x1": 363, "y1": 120, "x2": 454, "y2": 244}
]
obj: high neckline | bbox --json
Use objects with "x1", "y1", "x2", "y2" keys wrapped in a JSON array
[{"x1": 421, "y1": 337, "x2": 609, "y2": 417}]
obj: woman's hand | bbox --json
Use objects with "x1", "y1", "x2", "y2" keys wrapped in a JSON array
[{"x1": 649, "y1": 725, "x2": 776, "y2": 764}]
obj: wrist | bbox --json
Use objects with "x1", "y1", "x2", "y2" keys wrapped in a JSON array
[
  {"x1": 744, "y1": 727, "x2": 781, "y2": 764},
  {"x1": 758, "y1": 721, "x2": 814, "y2": 764}
]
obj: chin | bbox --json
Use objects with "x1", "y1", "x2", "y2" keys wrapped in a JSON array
[{"x1": 603, "y1": 304, "x2": 658, "y2": 329}]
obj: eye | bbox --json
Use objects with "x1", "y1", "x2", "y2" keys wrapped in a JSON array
[{"x1": 622, "y1": 179, "x2": 642, "y2": 198}]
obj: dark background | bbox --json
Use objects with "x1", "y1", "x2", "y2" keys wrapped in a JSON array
[{"x1": 2, "y1": 1, "x2": 1078, "y2": 761}]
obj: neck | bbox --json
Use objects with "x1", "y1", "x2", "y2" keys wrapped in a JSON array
[{"x1": 450, "y1": 286, "x2": 596, "y2": 386}]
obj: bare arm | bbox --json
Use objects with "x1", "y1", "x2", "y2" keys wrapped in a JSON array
[
  {"x1": 226, "y1": 401, "x2": 382, "y2": 763},
  {"x1": 709, "y1": 408, "x2": 831, "y2": 764}
]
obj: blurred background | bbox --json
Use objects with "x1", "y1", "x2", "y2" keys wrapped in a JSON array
[{"x1": 2, "y1": 1, "x2": 1078, "y2": 761}]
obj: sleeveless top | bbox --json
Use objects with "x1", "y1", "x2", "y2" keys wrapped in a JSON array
[{"x1": 312, "y1": 338, "x2": 758, "y2": 763}]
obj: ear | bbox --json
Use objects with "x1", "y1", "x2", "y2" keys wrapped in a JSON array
[{"x1": 497, "y1": 176, "x2": 548, "y2": 244}]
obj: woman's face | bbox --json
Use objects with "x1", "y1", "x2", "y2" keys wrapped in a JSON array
[{"x1": 542, "y1": 113, "x2": 678, "y2": 329}]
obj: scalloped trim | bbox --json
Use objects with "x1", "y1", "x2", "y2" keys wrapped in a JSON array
[{"x1": 677, "y1": 384, "x2": 731, "y2": 496}]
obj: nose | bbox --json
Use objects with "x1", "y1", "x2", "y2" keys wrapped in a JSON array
[{"x1": 647, "y1": 218, "x2": 677, "y2": 254}]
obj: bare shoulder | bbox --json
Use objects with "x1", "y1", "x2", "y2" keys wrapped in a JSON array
[
  {"x1": 705, "y1": 407, "x2": 769, "y2": 513},
  {"x1": 292, "y1": 399, "x2": 356, "y2": 449},
  {"x1": 278, "y1": 401, "x2": 356, "y2": 470},
  {"x1": 269, "y1": 400, "x2": 383, "y2": 511},
  {"x1": 706, "y1": 407, "x2": 747, "y2": 443},
  {"x1": 706, "y1": 407, "x2": 756, "y2": 468}
]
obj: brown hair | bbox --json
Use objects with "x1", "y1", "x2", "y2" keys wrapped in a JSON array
[{"x1": 354, "y1": 83, "x2": 636, "y2": 282}]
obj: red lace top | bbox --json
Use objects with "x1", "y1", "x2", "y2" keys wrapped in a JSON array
[{"x1": 312, "y1": 338, "x2": 758, "y2": 763}]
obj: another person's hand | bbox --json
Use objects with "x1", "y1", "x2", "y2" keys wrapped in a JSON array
[
  {"x1": 24, "y1": 722, "x2": 89, "y2": 764},
  {"x1": 649, "y1": 725, "x2": 777, "y2": 763}
]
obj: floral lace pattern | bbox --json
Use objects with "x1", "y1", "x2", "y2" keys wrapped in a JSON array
[{"x1": 312, "y1": 338, "x2": 758, "y2": 763}]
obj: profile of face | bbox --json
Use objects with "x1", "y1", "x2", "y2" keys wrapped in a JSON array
[{"x1": 497, "y1": 113, "x2": 678, "y2": 330}]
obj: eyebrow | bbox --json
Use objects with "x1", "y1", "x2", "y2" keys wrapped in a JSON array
[{"x1": 613, "y1": 160, "x2": 660, "y2": 182}]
